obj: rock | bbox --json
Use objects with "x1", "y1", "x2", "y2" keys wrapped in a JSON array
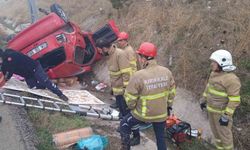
[
  {"x1": 14, "y1": 23, "x2": 31, "y2": 32},
  {"x1": 95, "y1": 83, "x2": 107, "y2": 91},
  {"x1": 91, "y1": 80, "x2": 99, "y2": 85}
]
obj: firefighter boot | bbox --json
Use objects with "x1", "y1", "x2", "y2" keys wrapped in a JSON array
[
  {"x1": 121, "y1": 133, "x2": 130, "y2": 150},
  {"x1": 130, "y1": 136, "x2": 140, "y2": 146}
]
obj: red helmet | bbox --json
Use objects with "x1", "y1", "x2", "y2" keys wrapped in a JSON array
[
  {"x1": 136, "y1": 42, "x2": 157, "y2": 57},
  {"x1": 117, "y1": 32, "x2": 129, "y2": 41}
]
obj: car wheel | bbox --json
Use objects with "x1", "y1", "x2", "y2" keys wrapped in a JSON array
[{"x1": 50, "y1": 3, "x2": 68, "y2": 23}]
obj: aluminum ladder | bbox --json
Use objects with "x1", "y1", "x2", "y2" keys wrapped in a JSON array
[{"x1": 0, "y1": 91, "x2": 119, "y2": 121}]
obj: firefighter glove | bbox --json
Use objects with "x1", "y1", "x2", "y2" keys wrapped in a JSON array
[
  {"x1": 167, "y1": 106, "x2": 172, "y2": 116},
  {"x1": 219, "y1": 114, "x2": 229, "y2": 126},
  {"x1": 200, "y1": 102, "x2": 207, "y2": 110}
]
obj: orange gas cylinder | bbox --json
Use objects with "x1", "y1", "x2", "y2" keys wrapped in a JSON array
[
  {"x1": 53, "y1": 127, "x2": 93, "y2": 149},
  {"x1": 166, "y1": 114, "x2": 181, "y2": 128}
]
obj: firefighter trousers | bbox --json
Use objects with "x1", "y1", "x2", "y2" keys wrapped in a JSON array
[
  {"x1": 208, "y1": 111, "x2": 234, "y2": 150},
  {"x1": 116, "y1": 95, "x2": 130, "y2": 117},
  {"x1": 25, "y1": 63, "x2": 63, "y2": 97},
  {"x1": 120, "y1": 113, "x2": 167, "y2": 150}
]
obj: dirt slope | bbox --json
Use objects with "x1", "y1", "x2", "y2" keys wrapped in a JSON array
[
  {"x1": 0, "y1": 0, "x2": 249, "y2": 149},
  {"x1": 173, "y1": 88, "x2": 213, "y2": 141},
  {"x1": 0, "y1": 0, "x2": 115, "y2": 29}
]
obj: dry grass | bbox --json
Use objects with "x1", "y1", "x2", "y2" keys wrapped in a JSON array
[
  {"x1": 0, "y1": 28, "x2": 7, "y2": 46},
  {"x1": 1, "y1": 0, "x2": 250, "y2": 148},
  {"x1": 115, "y1": 0, "x2": 250, "y2": 94},
  {"x1": 0, "y1": 0, "x2": 114, "y2": 31},
  {"x1": 0, "y1": 28, "x2": 6, "y2": 36},
  {"x1": 115, "y1": 1, "x2": 250, "y2": 148},
  {"x1": 2, "y1": 0, "x2": 249, "y2": 76}
]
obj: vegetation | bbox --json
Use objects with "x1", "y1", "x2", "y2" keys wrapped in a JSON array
[
  {"x1": 233, "y1": 60, "x2": 250, "y2": 149},
  {"x1": 116, "y1": 1, "x2": 250, "y2": 148},
  {"x1": 110, "y1": 0, "x2": 129, "y2": 9},
  {"x1": 28, "y1": 110, "x2": 89, "y2": 150},
  {"x1": 0, "y1": 39, "x2": 6, "y2": 47},
  {"x1": 0, "y1": 30, "x2": 7, "y2": 47},
  {"x1": 1, "y1": 0, "x2": 249, "y2": 149},
  {"x1": 179, "y1": 139, "x2": 215, "y2": 150}
]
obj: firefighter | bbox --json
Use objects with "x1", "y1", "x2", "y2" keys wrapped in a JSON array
[
  {"x1": 96, "y1": 38, "x2": 132, "y2": 117},
  {"x1": 117, "y1": 31, "x2": 138, "y2": 73},
  {"x1": 120, "y1": 42, "x2": 176, "y2": 150},
  {"x1": 117, "y1": 32, "x2": 152, "y2": 146},
  {"x1": 0, "y1": 48, "x2": 69, "y2": 101},
  {"x1": 110, "y1": 31, "x2": 138, "y2": 109},
  {"x1": 200, "y1": 49, "x2": 241, "y2": 150}
]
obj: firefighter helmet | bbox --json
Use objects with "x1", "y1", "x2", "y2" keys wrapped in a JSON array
[
  {"x1": 210, "y1": 49, "x2": 236, "y2": 72},
  {"x1": 117, "y1": 32, "x2": 129, "y2": 41},
  {"x1": 137, "y1": 42, "x2": 157, "y2": 57}
]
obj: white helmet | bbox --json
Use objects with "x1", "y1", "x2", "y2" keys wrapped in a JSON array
[{"x1": 210, "y1": 49, "x2": 236, "y2": 72}]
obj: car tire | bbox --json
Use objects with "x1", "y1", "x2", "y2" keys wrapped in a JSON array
[{"x1": 50, "y1": 3, "x2": 68, "y2": 23}]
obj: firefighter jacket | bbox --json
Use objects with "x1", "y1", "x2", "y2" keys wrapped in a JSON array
[
  {"x1": 107, "y1": 45, "x2": 132, "y2": 96},
  {"x1": 203, "y1": 71, "x2": 241, "y2": 116},
  {"x1": 122, "y1": 44, "x2": 138, "y2": 73},
  {"x1": 124, "y1": 60, "x2": 176, "y2": 122}
]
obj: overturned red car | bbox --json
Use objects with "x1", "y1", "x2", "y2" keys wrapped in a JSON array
[{"x1": 7, "y1": 4, "x2": 119, "y2": 79}]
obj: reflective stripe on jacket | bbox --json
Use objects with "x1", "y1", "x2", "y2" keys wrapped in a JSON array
[
  {"x1": 107, "y1": 45, "x2": 132, "y2": 95},
  {"x1": 121, "y1": 44, "x2": 138, "y2": 73},
  {"x1": 124, "y1": 60, "x2": 176, "y2": 122},
  {"x1": 203, "y1": 72, "x2": 241, "y2": 115}
]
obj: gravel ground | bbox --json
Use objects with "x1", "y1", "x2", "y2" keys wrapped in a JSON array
[
  {"x1": 0, "y1": 105, "x2": 26, "y2": 150},
  {"x1": 173, "y1": 88, "x2": 213, "y2": 141},
  {"x1": 0, "y1": 103, "x2": 38, "y2": 150}
]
